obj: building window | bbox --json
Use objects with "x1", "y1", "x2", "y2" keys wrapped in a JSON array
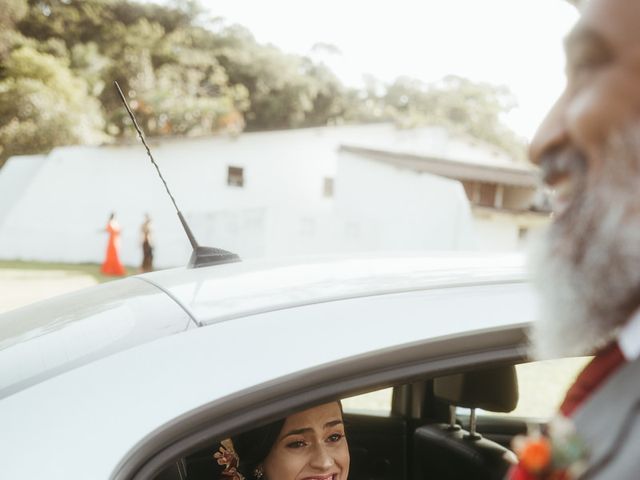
[
  {"x1": 478, "y1": 182, "x2": 497, "y2": 207},
  {"x1": 518, "y1": 227, "x2": 529, "y2": 241},
  {"x1": 323, "y1": 177, "x2": 334, "y2": 198},
  {"x1": 227, "y1": 166, "x2": 244, "y2": 187},
  {"x1": 462, "y1": 181, "x2": 476, "y2": 202}
]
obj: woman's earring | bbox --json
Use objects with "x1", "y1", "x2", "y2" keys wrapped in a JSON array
[{"x1": 254, "y1": 465, "x2": 264, "y2": 479}]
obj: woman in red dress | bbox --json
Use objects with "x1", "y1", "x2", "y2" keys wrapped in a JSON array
[{"x1": 101, "y1": 212, "x2": 126, "y2": 276}]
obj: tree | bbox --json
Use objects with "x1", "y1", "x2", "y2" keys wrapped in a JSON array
[
  {"x1": 15, "y1": 0, "x2": 250, "y2": 140},
  {"x1": 0, "y1": 45, "x2": 105, "y2": 164},
  {"x1": 210, "y1": 24, "x2": 350, "y2": 130},
  {"x1": 377, "y1": 75, "x2": 525, "y2": 159},
  {"x1": 0, "y1": 0, "x2": 28, "y2": 59},
  {"x1": 0, "y1": 0, "x2": 525, "y2": 165},
  {"x1": 98, "y1": 19, "x2": 250, "y2": 137}
]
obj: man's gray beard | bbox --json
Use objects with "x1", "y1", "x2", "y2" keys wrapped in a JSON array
[{"x1": 529, "y1": 129, "x2": 640, "y2": 359}]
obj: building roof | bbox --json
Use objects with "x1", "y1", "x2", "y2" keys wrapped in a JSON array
[{"x1": 339, "y1": 145, "x2": 539, "y2": 187}]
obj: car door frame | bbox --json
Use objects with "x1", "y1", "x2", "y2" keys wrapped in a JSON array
[{"x1": 117, "y1": 324, "x2": 528, "y2": 480}]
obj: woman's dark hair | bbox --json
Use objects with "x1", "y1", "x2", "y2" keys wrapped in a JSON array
[{"x1": 232, "y1": 418, "x2": 285, "y2": 479}]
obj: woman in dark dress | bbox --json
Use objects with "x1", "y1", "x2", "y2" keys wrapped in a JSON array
[{"x1": 140, "y1": 213, "x2": 154, "y2": 273}]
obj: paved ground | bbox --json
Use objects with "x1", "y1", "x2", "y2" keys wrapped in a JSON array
[{"x1": 0, "y1": 269, "x2": 98, "y2": 313}]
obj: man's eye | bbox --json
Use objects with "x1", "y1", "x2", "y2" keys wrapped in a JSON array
[
  {"x1": 286, "y1": 440, "x2": 306, "y2": 449},
  {"x1": 571, "y1": 58, "x2": 602, "y2": 77},
  {"x1": 567, "y1": 46, "x2": 610, "y2": 78},
  {"x1": 327, "y1": 433, "x2": 344, "y2": 443}
]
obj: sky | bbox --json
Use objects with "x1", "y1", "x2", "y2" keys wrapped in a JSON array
[{"x1": 163, "y1": 0, "x2": 579, "y2": 141}]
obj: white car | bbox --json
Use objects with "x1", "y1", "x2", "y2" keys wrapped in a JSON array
[{"x1": 1, "y1": 253, "x2": 548, "y2": 480}]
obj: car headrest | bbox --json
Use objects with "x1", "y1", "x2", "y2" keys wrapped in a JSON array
[{"x1": 433, "y1": 365, "x2": 518, "y2": 413}]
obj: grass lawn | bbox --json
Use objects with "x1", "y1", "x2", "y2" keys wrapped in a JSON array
[{"x1": 0, "y1": 260, "x2": 136, "y2": 283}]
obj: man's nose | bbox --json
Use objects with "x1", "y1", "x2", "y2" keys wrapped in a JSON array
[
  {"x1": 309, "y1": 444, "x2": 335, "y2": 470},
  {"x1": 529, "y1": 92, "x2": 570, "y2": 166}
]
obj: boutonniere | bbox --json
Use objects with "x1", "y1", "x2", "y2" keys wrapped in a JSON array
[{"x1": 509, "y1": 415, "x2": 589, "y2": 480}]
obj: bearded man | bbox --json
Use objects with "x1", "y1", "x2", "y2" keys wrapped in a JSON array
[{"x1": 511, "y1": 0, "x2": 640, "y2": 478}]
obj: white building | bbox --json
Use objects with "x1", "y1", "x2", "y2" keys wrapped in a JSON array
[
  {"x1": 337, "y1": 143, "x2": 549, "y2": 252},
  {"x1": 0, "y1": 123, "x2": 546, "y2": 269}
]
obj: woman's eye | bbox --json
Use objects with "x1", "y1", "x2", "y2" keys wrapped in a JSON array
[
  {"x1": 286, "y1": 440, "x2": 306, "y2": 449},
  {"x1": 327, "y1": 433, "x2": 344, "y2": 443}
]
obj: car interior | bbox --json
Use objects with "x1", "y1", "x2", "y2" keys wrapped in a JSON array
[{"x1": 151, "y1": 360, "x2": 559, "y2": 480}]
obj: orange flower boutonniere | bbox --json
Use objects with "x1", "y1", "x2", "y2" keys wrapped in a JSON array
[{"x1": 508, "y1": 415, "x2": 589, "y2": 480}]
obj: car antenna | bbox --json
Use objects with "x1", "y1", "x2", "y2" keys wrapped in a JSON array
[{"x1": 114, "y1": 81, "x2": 240, "y2": 268}]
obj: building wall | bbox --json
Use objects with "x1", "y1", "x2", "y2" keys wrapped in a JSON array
[
  {"x1": 0, "y1": 127, "x2": 343, "y2": 267},
  {"x1": 470, "y1": 207, "x2": 550, "y2": 252},
  {"x1": 0, "y1": 154, "x2": 47, "y2": 227},
  {"x1": 502, "y1": 186, "x2": 537, "y2": 210},
  {"x1": 335, "y1": 151, "x2": 476, "y2": 252},
  {"x1": 0, "y1": 124, "x2": 531, "y2": 267},
  {"x1": 471, "y1": 216, "x2": 521, "y2": 251}
]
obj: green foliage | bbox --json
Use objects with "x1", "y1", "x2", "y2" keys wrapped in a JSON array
[
  {"x1": 18, "y1": 0, "x2": 114, "y2": 47},
  {"x1": 0, "y1": 0, "x2": 28, "y2": 26},
  {"x1": 202, "y1": 24, "x2": 349, "y2": 130},
  {"x1": 0, "y1": 46, "x2": 105, "y2": 162},
  {"x1": 0, "y1": 0, "x2": 28, "y2": 59},
  {"x1": 0, "y1": 0, "x2": 525, "y2": 166},
  {"x1": 379, "y1": 75, "x2": 526, "y2": 159}
]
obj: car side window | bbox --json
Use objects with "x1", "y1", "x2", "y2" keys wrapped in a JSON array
[
  {"x1": 342, "y1": 387, "x2": 393, "y2": 416},
  {"x1": 474, "y1": 357, "x2": 591, "y2": 419}
]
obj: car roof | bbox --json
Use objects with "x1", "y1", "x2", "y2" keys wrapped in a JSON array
[
  {"x1": 0, "y1": 252, "x2": 534, "y2": 480},
  {"x1": 143, "y1": 252, "x2": 527, "y2": 326},
  {"x1": 0, "y1": 277, "x2": 194, "y2": 399},
  {"x1": 0, "y1": 252, "x2": 526, "y2": 400}
]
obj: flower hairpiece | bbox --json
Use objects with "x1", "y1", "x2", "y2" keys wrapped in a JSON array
[{"x1": 214, "y1": 438, "x2": 245, "y2": 480}]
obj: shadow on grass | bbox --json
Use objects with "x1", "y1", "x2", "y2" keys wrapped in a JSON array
[{"x1": 0, "y1": 260, "x2": 137, "y2": 283}]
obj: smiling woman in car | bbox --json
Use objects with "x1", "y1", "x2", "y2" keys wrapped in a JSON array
[{"x1": 215, "y1": 402, "x2": 350, "y2": 480}]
